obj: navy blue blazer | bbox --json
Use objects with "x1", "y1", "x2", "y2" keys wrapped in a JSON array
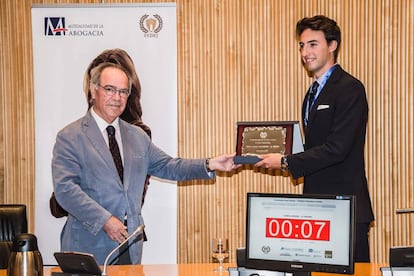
[{"x1": 288, "y1": 66, "x2": 374, "y2": 224}]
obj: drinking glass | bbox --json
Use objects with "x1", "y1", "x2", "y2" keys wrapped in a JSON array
[{"x1": 212, "y1": 238, "x2": 229, "y2": 272}]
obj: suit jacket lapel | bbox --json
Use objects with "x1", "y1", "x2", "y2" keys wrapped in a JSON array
[
  {"x1": 119, "y1": 120, "x2": 133, "y2": 189},
  {"x1": 82, "y1": 111, "x2": 123, "y2": 186},
  {"x1": 306, "y1": 66, "x2": 344, "y2": 129}
]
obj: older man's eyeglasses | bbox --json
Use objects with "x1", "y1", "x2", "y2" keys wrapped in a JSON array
[{"x1": 96, "y1": 84, "x2": 130, "y2": 98}]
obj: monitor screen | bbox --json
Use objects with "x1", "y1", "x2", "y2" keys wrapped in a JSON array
[{"x1": 245, "y1": 193, "x2": 356, "y2": 275}]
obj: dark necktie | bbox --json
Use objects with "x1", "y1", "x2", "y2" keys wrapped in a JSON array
[
  {"x1": 305, "y1": 81, "x2": 319, "y2": 125},
  {"x1": 106, "y1": 125, "x2": 123, "y2": 183},
  {"x1": 308, "y1": 81, "x2": 319, "y2": 110}
]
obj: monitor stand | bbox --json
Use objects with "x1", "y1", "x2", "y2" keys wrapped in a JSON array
[{"x1": 290, "y1": 272, "x2": 311, "y2": 276}]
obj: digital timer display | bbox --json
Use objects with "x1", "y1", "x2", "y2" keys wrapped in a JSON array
[
  {"x1": 246, "y1": 193, "x2": 355, "y2": 273},
  {"x1": 265, "y1": 218, "x2": 330, "y2": 241}
]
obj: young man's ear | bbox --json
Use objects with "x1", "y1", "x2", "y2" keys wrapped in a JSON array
[{"x1": 328, "y1": 40, "x2": 338, "y2": 53}]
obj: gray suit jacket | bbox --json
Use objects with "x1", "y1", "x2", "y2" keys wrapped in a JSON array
[{"x1": 52, "y1": 111, "x2": 212, "y2": 264}]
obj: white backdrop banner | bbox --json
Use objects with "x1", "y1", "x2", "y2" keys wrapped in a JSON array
[{"x1": 31, "y1": 4, "x2": 177, "y2": 265}]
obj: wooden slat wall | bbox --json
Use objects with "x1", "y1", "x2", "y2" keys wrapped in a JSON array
[
  {"x1": 0, "y1": 0, "x2": 413, "y2": 264},
  {"x1": 0, "y1": 0, "x2": 36, "y2": 226}
]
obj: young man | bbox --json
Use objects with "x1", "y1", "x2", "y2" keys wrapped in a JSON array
[{"x1": 255, "y1": 15, "x2": 374, "y2": 262}]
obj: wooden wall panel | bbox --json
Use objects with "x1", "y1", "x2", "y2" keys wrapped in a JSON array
[
  {"x1": 0, "y1": 0, "x2": 413, "y2": 264},
  {"x1": 0, "y1": 0, "x2": 36, "y2": 230},
  {"x1": 177, "y1": 0, "x2": 414, "y2": 264}
]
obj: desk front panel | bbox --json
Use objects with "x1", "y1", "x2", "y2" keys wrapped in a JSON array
[{"x1": 0, "y1": 263, "x2": 385, "y2": 276}]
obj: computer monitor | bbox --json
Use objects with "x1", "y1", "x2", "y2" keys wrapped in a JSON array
[{"x1": 245, "y1": 193, "x2": 356, "y2": 275}]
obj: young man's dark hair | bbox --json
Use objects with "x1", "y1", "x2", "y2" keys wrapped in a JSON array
[{"x1": 296, "y1": 15, "x2": 341, "y2": 62}]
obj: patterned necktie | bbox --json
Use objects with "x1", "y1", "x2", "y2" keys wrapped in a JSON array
[
  {"x1": 106, "y1": 125, "x2": 123, "y2": 183},
  {"x1": 308, "y1": 81, "x2": 319, "y2": 110},
  {"x1": 305, "y1": 81, "x2": 319, "y2": 125}
]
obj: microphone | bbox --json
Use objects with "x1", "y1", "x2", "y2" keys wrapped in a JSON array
[{"x1": 101, "y1": 224, "x2": 145, "y2": 276}]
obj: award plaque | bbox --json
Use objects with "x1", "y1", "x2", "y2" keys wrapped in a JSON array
[{"x1": 234, "y1": 121, "x2": 298, "y2": 164}]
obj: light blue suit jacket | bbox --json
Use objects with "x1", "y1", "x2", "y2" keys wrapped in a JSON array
[{"x1": 52, "y1": 111, "x2": 212, "y2": 264}]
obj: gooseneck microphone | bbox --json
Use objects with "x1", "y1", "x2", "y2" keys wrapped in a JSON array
[{"x1": 101, "y1": 224, "x2": 145, "y2": 276}]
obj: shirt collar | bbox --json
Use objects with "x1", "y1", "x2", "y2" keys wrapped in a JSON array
[
  {"x1": 314, "y1": 63, "x2": 338, "y2": 87},
  {"x1": 90, "y1": 107, "x2": 120, "y2": 134}
]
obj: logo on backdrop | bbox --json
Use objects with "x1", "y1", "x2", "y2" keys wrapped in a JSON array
[
  {"x1": 139, "y1": 14, "x2": 163, "y2": 38},
  {"x1": 44, "y1": 17, "x2": 104, "y2": 37},
  {"x1": 44, "y1": 17, "x2": 67, "y2": 36}
]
